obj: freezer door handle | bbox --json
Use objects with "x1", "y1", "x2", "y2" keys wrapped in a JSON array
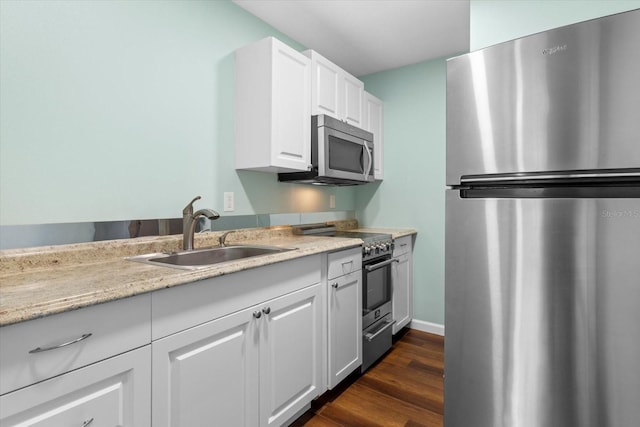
[{"x1": 460, "y1": 169, "x2": 640, "y2": 186}]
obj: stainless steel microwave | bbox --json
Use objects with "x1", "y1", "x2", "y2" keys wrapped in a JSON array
[{"x1": 278, "y1": 115, "x2": 374, "y2": 185}]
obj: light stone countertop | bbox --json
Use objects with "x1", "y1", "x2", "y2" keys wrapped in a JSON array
[
  {"x1": 0, "y1": 224, "x2": 416, "y2": 327},
  {"x1": 349, "y1": 227, "x2": 416, "y2": 240}
]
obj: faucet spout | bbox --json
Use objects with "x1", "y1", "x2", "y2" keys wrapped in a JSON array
[{"x1": 182, "y1": 196, "x2": 220, "y2": 250}]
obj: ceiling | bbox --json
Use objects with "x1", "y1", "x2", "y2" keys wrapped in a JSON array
[{"x1": 233, "y1": 0, "x2": 470, "y2": 77}]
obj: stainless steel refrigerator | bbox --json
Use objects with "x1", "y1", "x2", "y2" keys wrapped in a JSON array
[{"x1": 445, "y1": 9, "x2": 640, "y2": 427}]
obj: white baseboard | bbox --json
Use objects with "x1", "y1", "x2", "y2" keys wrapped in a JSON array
[{"x1": 409, "y1": 319, "x2": 445, "y2": 336}]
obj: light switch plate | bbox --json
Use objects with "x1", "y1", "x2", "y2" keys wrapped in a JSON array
[{"x1": 224, "y1": 192, "x2": 234, "y2": 212}]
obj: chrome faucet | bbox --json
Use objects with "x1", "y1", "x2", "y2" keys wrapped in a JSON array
[{"x1": 183, "y1": 196, "x2": 220, "y2": 250}]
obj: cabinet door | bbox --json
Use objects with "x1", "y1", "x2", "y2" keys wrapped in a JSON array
[
  {"x1": 259, "y1": 284, "x2": 323, "y2": 427},
  {"x1": 342, "y1": 74, "x2": 364, "y2": 127},
  {"x1": 0, "y1": 346, "x2": 151, "y2": 427},
  {"x1": 312, "y1": 55, "x2": 341, "y2": 120},
  {"x1": 152, "y1": 307, "x2": 259, "y2": 427},
  {"x1": 307, "y1": 50, "x2": 363, "y2": 127},
  {"x1": 271, "y1": 41, "x2": 311, "y2": 170},
  {"x1": 235, "y1": 37, "x2": 310, "y2": 172},
  {"x1": 363, "y1": 92, "x2": 384, "y2": 180},
  {"x1": 327, "y1": 270, "x2": 362, "y2": 389},
  {"x1": 392, "y1": 251, "x2": 413, "y2": 334}
]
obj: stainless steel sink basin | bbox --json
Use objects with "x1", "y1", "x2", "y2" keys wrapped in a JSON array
[{"x1": 127, "y1": 245, "x2": 295, "y2": 270}]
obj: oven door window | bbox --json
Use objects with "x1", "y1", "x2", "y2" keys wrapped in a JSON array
[{"x1": 364, "y1": 263, "x2": 391, "y2": 313}]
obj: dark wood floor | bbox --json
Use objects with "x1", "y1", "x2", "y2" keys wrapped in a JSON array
[{"x1": 293, "y1": 329, "x2": 444, "y2": 427}]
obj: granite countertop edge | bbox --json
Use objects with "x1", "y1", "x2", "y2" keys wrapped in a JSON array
[{"x1": 0, "y1": 226, "x2": 417, "y2": 327}]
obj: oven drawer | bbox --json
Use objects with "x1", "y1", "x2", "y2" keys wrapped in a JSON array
[
  {"x1": 361, "y1": 314, "x2": 394, "y2": 372},
  {"x1": 327, "y1": 247, "x2": 362, "y2": 280}
]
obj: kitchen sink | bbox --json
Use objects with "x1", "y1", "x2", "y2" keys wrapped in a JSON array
[{"x1": 127, "y1": 245, "x2": 295, "y2": 270}]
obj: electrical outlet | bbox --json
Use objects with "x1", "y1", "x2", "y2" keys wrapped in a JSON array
[
  {"x1": 329, "y1": 194, "x2": 336, "y2": 209},
  {"x1": 224, "y1": 192, "x2": 234, "y2": 212}
]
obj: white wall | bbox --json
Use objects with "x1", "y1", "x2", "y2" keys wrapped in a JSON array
[{"x1": 471, "y1": 0, "x2": 640, "y2": 50}]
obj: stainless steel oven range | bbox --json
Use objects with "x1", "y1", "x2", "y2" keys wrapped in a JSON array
[
  {"x1": 358, "y1": 231, "x2": 395, "y2": 372},
  {"x1": 293, "y1": 224, "x2": 396, "y2": 372}
]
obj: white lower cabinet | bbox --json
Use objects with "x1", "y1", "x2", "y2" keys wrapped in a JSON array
[
  {"x1": 259, "y1": 284, "x2": 323, "y2": 426},
  {"x1": 326, "y1": 248, "x2": 362, "y2": 390},
  {"x1": 152, "y1": 306, "x2": 259, "y2": 427},
  {"x1": 0, "y1": 251, "x2": 354, "y2": 426},
  {"x1": 0, "y1": 346, "x2": 151, "y2": 427},
  {"x1": 152, "y1": 283, "x2": 323, "y2": 427},
  {"x1": 327, "y1": 270, "x2": 362, "y2": 389},
  {"x1": 392, "y1": 236, "x2": 414, "y2": 334}
]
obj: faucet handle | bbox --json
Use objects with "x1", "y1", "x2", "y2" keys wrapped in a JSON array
[
  {"x1": 219, "y1": 230, "x2": 233, "y2": 247},
  {"x1": 183, "y1": 196, "x2": 201, "y2": 215}
]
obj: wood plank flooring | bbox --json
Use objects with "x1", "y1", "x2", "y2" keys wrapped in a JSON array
[{"x1": 292, "y1": 329, "x2": 444, "y2": 427}]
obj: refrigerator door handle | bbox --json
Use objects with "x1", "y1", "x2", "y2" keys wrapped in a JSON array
[{"x1": 460, "y1": 169, "x2": 640, "y2": 186}]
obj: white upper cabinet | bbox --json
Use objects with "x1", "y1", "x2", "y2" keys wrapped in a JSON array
[
  {"x1": 235, "y1": 37, "x2": 311, "y2": 172},
  {"x1": 362, "y1": 91, "x2": 384, "y2": 180},
  {"x1": 304, "y1": 50, "x2": 364, "y2": 127}
]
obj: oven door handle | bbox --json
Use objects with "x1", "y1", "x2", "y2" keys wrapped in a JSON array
[
  {"x1": 365, "y1": 257, "x2": 399, "y2": 272},
  {"x1": 364, "y1": 319, "x2": 396, "y2": 342}
]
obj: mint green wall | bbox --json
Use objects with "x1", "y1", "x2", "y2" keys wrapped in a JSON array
[
  {"x1": 357, "y1": 1, "x2": 639, "y2": 327},
  {"x1": 471, "y1": 0, "x2": 640, "y2": 50},
  {"x1": 359, "y1": 59, "x2": 448, "y2": 325},
  {"x1": 0, "y1": 0, "x2": 354, "y2": 225}
]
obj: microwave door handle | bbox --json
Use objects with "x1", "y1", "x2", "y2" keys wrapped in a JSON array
[{"x1": 363, "y1": 143, "x2": 373, "y2": 180}]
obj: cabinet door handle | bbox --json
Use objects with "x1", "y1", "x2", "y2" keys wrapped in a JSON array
[
  {"x1": 82, "y1": 418, "x2": 94, "y2": 427},
  {"x1": 29, "y1": 333, "x2": 92, "y2": 354},
  {"x1": 262, "y1": 307, "x2": 271, "y2": 315},
  {"x1": 253, "y1": 311, "x2": 262, "y2": 319},
  {"x1": 332, "y1": 282, "x2": 339, "y2": 288}
]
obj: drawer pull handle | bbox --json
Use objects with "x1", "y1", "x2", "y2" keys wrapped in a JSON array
[
  {"x1": 253, "y1": 311, "x2": 262, "y2": 319},
  {"x1": 82, "y1": 418, "x2": 94, "y2": 427},
  {"x1": 364, "y1": 320, "x2": 396, "y2": 342},
  {"x1": 29, "y1": 333, "x2": 93, "y2": 354},
  {"x1": 262, "y1": 307, "x2": 271, "y2": 315}
]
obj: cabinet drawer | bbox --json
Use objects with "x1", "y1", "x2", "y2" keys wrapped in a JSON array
[
  {"x1": 0, "y1": 346, "x2": 151, "y2": 426},
  {"x1": 0, "y1": 294, "x2": 151, "y2": 395},
  {"x1": 393, "y1": 236, "x2": 412, "y2": 256},
  {"x1": 327, "y1": 247, "x2": 362, "y2": 280}
]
